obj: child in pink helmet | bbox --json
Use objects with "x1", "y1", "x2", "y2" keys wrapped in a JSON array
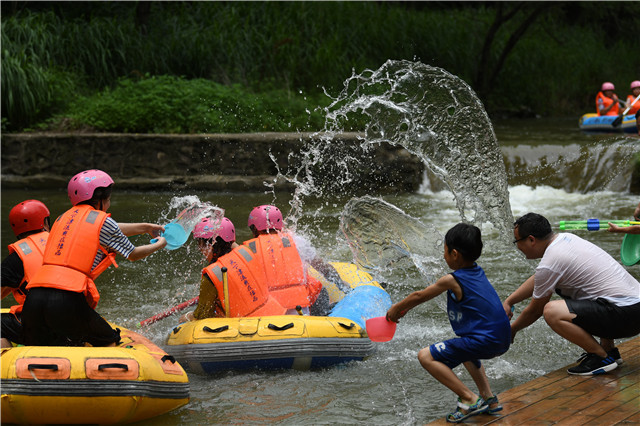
[
  {"x1": 625, "y1": 80, "x2": 640, "y2": 116},
  {"x1": 181, "y1": 217, "x2": 239, "y2": 321},
  {"x1": 21, "y1": 169, "x2": 168, "y2": 347},
  {"x1": 596, "y1": 82, "x2": 621, "y2": 116}
]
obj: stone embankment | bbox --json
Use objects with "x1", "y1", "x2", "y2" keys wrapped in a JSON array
[{"x1": 1, "y1": 133, "x2": 424, "y2": 193}]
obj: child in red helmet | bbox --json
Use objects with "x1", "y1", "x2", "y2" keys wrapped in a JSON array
[{"x1": 1, "y1": 200, "x2": 51, "y2": 348}]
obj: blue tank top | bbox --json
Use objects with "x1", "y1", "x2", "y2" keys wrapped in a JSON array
[{"x1": 447, "y1": 264, "x2": 510, "y2": 345}]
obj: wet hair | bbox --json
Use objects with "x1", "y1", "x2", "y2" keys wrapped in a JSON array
[
  {"x1": 198, "y1": 236, "x2": 234, "y2": 263},
  {"x1": 444, "y1": 223, "x2": 482, "y2": 262},
  {"x1": 514, "y1": 213, "x2": 553, "y2": 240},
  {"x1": 211, "y1": 236, "x2": 233, "y2": 259},
  {"x1": 77, "y1": 185, "x2": 113, "y2": 208}
]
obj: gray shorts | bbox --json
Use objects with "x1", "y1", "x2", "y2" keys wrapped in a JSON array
[{"x1": 567, "y1": 298, "x2": 640, "y2": 339}]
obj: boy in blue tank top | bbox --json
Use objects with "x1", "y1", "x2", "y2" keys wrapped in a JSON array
[{"x1": 386, "y1": 223, "x2": 510, "y2": 423}]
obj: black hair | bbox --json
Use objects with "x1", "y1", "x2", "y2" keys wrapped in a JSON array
[
  {"x1": 513, "y1": 213, "x2": 553, "y2": 240},
  {"x1": 444, "y1": 223, "x2": 482, "y2": 262},
  {"x1": 211, "y1": 236, "x2": 233, "y2": 260},
  {"x1": 77, "y1": 184, "x2": 113, "y2": 208},
  {"x1": 198, "y1": 236, "x2": 234, "y2": 264}
]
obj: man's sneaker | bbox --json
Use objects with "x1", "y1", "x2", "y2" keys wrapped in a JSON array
[
  {"x1": 608, "y1": 347, "x2": 623, "y2": 365},
  {"x1": 568, "y1": 353, "x2": 618, "y2": 375},
  {"x1": 576, "y1": 348, "x2": 623, "y2": 365}
]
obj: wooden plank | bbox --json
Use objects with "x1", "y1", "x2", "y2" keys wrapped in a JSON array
[
  {"x1": 583, "y1": 396, "x2": 640, "y2": 425},
  {"x1": 427, "y1": 336, "x2": 640, "y2": 425}
]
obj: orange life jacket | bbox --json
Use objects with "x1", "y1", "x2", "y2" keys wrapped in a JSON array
[
  {"x1": 27, "y1": 205, "x2": 118, "y2": 309},
  {"x1": 6, "y1": 231, "x2": 48, "y2": 315},
  {"x1": 596, "y1": 91, "x2": 620, "y2": 116},
  {"x1": 202, "y1": 245, "x2": 286, "y2": 317},
  {"x1": 243, "y1": 233, "x2": 323, "y2": 309},
  {"x1": 626, "y1": 95, "x2": 640, "y2": 115}
]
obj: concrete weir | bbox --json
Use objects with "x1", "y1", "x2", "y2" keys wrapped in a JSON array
[{"x1": 1, "y1": 132, "x2": 424, "y2": 193}]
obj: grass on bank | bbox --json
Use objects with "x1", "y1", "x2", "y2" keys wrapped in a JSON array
[
  {"x1": 37, "y1": 75, "x2": 335, "y2": 134},
  {"x1": 2, "y1": 3, "x2": 639, "y2": 132}
]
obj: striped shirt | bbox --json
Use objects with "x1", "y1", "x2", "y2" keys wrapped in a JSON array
[{"x1": 92, "y1": 217, "x2": 135, "y2": 270}]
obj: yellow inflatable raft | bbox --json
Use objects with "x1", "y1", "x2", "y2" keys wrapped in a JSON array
[
  {"x1": 166, "y1": 262, "x2": 391, "y2": 373},
  {"x1": 1, "y1": 324, "x2": 189, "y2": 424}
]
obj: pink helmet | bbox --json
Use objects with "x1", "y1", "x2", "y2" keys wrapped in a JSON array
[
  {"x1": 248, "y1": 205, "x2": 283, "y2": 231},
  {"x1": 68, "y1": 169, "x2": 114, "y2": 206},
  {"x1": 194, "y1": 217, "x2": 236, "y2": 242},
  {"x1": 631, "y1": 80, "x2": 640, "y2": 89},
  {"x1": 9, "y1": 200, "x2": 50, "y2": 237},
  {"x1": 601, "y1": 82, "x2": 615, "y2": 91}
]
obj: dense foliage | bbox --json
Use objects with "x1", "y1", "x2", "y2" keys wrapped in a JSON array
[{"x1": 2, "y1": 2, "x2": 638, "y2": 132}]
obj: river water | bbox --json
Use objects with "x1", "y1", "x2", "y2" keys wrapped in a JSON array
[{"x1": 2, "y1": 62, "x2": 639, "y2": 425}]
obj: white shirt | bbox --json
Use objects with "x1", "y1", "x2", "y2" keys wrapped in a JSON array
[{"x1": 533, "y1": 233, "x2": 640, "y2": 306}]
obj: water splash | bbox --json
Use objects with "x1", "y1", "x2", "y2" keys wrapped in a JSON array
[
  {"x1": 340, "y1": 196, "x2": 445, "y2": 282},
  {"x1": 286, "y1": 60, "x2": 514, "y2": 249},
  {"x1": 159, "y1": 195, "x2": 225, "y2": 235}
]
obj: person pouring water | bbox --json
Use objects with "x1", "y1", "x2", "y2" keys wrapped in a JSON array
[
  {"x1": 21, "y1": 169, "x2": 167, "y2": 347},
  {"x1": 386, "y1": 223, "x2": 510, "y2": 423}
]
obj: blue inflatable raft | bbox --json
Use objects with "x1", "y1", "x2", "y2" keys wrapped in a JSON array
[{"x1": 579, "y1": 113, "x2": 637, "y2": 134}]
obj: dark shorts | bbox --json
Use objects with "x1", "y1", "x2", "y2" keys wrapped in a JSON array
[
  {"x1": 1, "y1": 311, "x2": 24, "y2": 345},
  {"x1": 567, "y1": 298, "x2": 640, "y2": 339},
  {"x1": 429, "y1": 335, "x2": 509, "y2": 369},
  {"x1": 21, "y1": 287, "x2": 121, "y2": 347}
]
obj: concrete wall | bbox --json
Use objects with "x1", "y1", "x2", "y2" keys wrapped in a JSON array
[{"x1": 1, "y1": 132, "x2": 424, "y2": 193}]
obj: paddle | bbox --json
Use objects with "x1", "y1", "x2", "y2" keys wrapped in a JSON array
[
  {"x1": 365, "y1": 316, "x2": 397, "y2": 342},
  {"x1": 137, "y1": 296, "x2": 199, "y2": 328},
  {"x1": 558, "y1": 219, "x2": 640, "y2": 231},
  {"x1": 612, "y1": 94, "x2": 640, "y2": 127}
]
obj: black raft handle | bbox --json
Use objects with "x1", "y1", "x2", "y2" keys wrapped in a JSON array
[
  {"x1": 98, "y1": 363, "x2": 129, "y2": 371},
  {"x1": 268, "y1": 322, "x2": 294, "y2": 331},
  {"x1": 338, "y1": 322, "x2": 355, "y2": 330},
  {"x1": 203, "y1": 325, "x2": 229, "y2": 333},
  {"x1": 28, "y1": 363, "x2": 59, "y2": 371},
  {"x1": 161, "y1": 354, "x2": 176, "y2": 364}
]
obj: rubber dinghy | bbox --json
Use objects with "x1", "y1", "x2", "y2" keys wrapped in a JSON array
[
  {"x1": 1, "y1": 321, "x2": 190, "y2": 424},
  {"x1": 166, "y1": 262, "x2": 392, "y2": 373},
  {"x1": 579, "y1": 113, "x2": 638, "y2": 133}
]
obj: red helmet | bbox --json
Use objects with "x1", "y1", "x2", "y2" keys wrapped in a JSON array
[
  {"x1": 631, "y1": 80, "x2": 640, "y2": 90},
  {"x1": 248, "y1": 205, "x2": 283, "y2": 232},
  {"x1": 68, "y1": 169, "x2": 114, "y2": 206},
  {"x1": 9, "y1": 200, "x2": 50, "y2": 237},
  {"x1": 601, "y1": 82, "x2": 615, "y2": 91},
  {"x1": 193, "y1": 217, "x2": 236, "y2": 242}
]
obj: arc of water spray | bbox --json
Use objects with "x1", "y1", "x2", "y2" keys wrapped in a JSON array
[
  {"x1": 340, "y1": 196, "x2": 445, "y2": 278},
  {"x1": 323, "y1": 60, "x2": 515, "y2": 246}
]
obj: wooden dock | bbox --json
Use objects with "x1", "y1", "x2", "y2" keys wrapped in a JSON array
[{"x1": 428, "y1": 337, "x2": 639, "y2": 425}]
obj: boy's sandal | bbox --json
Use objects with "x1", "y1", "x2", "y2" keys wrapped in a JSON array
[
  {"x1": 484, "y1": 395, "x2": 503, "y2": 414},
  {"x1": 446, "y1": 397, "x2": 489, "y2": 423}
]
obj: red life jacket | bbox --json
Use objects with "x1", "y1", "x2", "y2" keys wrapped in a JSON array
[
  {"x1": 626, "y1": 95, "x2": 640, "y2": 115},
  {"x1": 202, "y1": 245, "x2": 286, "y2": 317},
  {"x1": 6, "y1": 232, "x2": 48, "y2": 315},
  {"x1": 27, "y1": 205, "x2": 117, "y2": 309},
  {"x1": 596, "y1": 91, "x2": 620, "y2": 116},
  {"x1": 243, "y1": 233, "x2": 322, "y2": 309}
]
